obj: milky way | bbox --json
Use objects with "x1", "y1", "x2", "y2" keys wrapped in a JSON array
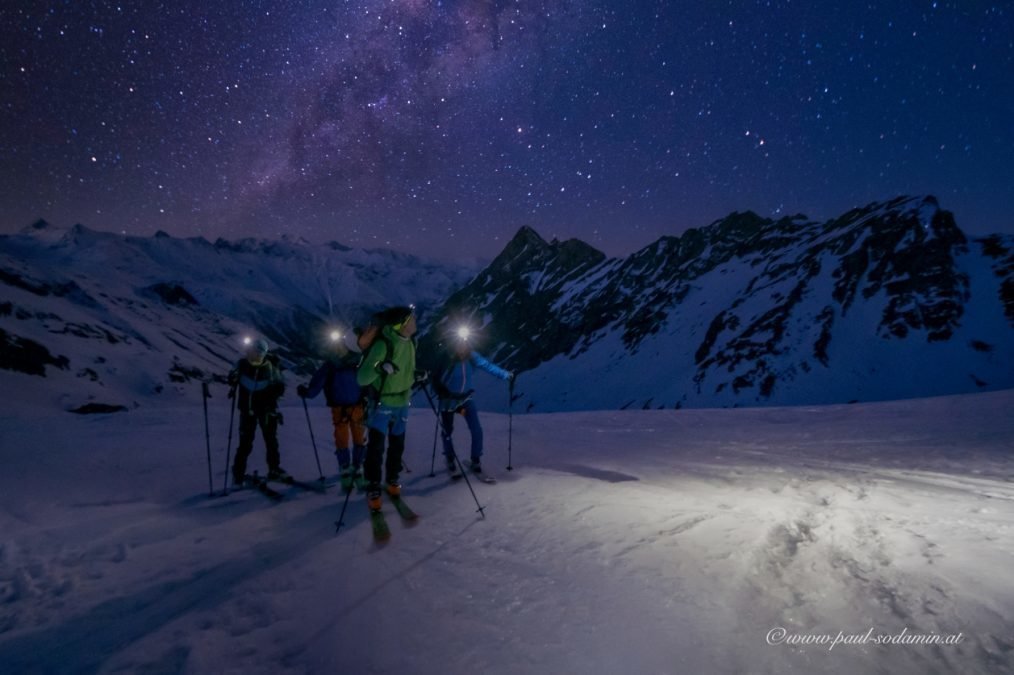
[{"x1": 2, "y1": 1, "x2": 1012, "y2": 259}]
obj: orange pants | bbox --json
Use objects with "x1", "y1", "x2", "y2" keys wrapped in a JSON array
[{"x1": 331, "y1": 404, "x2": 366, "y2": 450}]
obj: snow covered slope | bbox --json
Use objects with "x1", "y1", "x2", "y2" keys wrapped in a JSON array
[
  {"x1": 0, "y1": 389, "x2": 1011, "y2": 674},
  {"x1": 0, "y1": 221, "x2": 476, "y2": 412},
  {"x1": 423, "y1": 196, "x2": 1014, "y2": 411}
]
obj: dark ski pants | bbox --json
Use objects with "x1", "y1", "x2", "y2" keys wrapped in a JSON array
[
  {"x1": 233, "y1": 411, "x2": 281, "y2": 477},
  {"x1": 364, "y1": 429, "x2": 405, "y2": 486},
  {"x1": 363, "y1": 403, "x2": 409, "y2": 486},
  {"x1": 441, "y1": 399, "x2": 483, "y2": 463}
]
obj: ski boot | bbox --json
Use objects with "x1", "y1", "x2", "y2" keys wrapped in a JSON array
[
  {"x1": 366, "y1": 483, "x2": 382, "y2": 511},
  {"x1": 468, "y1": 458, "x2": 495, "y2": 483},
  {"x1": 267, "y1": 466, "x2": 291, "y2": 482},
  {"x1": 339, "y1": 465, "x2": 354, "y2": 492},
  {"x1": 353, "y1": 465, "x2": 367, "y2": 491}
]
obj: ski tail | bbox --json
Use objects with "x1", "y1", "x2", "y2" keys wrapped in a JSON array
[
  {"x1": 390, "y1": 496, "x2": 419, "y2": 521},
  {"x1": 369, "y1": 507, "x2": 392, "y2": 541}
]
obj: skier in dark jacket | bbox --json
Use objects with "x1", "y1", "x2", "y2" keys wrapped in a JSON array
[
  {"x1": 229, "y1": 338, "x2": 287, "y2": 486},
  {"x1": 298, "y1": 331, "x2": 366, "y2": 490},
  {"x1": 436, "y1": 332, "x2": 512, "y2": 476}
]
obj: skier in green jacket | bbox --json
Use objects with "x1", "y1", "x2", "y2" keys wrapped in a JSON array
[{"x1": 356, "y1": 306, "x2": 426, "y2": 511}]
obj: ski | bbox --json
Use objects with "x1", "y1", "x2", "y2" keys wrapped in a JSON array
[
  {"x1": 449, "y1": 465, "x2": 495, "y2": 484},
  {"x1": 340, "y1": 470, "x2": 366, "y2": 494},
  {"x1": 390, "y1": 496, "x2": 419, "y2": 521},
  {"x1": 340, "y1": 472, "x2": 354, "y2": 493},
  {"x1": 239, "y1": 474, "x2": 284, "y2": 501},
  {"x1": 263, "y1": 474, "x2": 327, "y2": 494},
  {"x1": 369, "y1": 506, "x2": 391, "y2": 542}
]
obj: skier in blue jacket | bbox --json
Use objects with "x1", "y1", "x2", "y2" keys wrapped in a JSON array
[
  {"x1": 436, "y1": 334, "x2": 513, "y2": 476},
  {"x1": 297, "y1": 331, "x2": 366, "y2": 490}
]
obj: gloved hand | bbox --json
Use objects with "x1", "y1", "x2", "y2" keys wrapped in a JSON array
[
  {"x1": 413, "y1": 369, "x2": 429, "y2": 384},
  {"x1": 296, "y1": 384, "x2": 308, "y2": 398},
  {"x1": 379, "y1": 361, "x2": 399, "y2": 375}
]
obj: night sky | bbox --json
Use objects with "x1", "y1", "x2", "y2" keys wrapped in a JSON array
[{"x1": 2, "y1": 1, "x2": 1012, "y2": 260}]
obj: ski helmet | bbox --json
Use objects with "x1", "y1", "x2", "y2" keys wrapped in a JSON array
[
  {"x1": 246, "y1": 337, "x2": 269, "y2": 358},
  {"x1": 386, "y1": 305, "x2": 415, "y2": 331}
]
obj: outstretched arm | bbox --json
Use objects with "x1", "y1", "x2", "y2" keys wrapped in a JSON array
[{"x1": 472, "y1": 353, "x2": 511, "y2": 381}]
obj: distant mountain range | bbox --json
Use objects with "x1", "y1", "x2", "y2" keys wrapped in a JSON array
[
  {"x1": 0, "y1": 221, "x2": 474, "y2": 411},
  {"x1": 421, "y1": 195, "x2": 1014, "y2": 410},
  {"x1": 3, "y1": 195, "x2": 1012, "y2": 412}
]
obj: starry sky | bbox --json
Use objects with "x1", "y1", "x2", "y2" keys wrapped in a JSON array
[{"x1": 2, "y1": 1, "x2": 1012, "y2": 260}]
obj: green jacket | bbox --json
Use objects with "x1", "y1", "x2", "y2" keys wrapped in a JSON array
[{"x1": 356, "y1": 326, "x2": 417, "y2": 407}]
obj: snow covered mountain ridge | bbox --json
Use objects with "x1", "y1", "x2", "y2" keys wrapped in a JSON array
[
  {"x1": 422, "y1": 195, "x2": 1014, "y2": 410},
  {"x1": 0, "y1": 221, "x2": 476, "y2": 412},
  {"x1": 2, "y1": 195, "x2": 1012, "y2": 413}
]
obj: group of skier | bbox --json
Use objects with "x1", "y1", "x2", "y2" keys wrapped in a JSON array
[{"x1": 225, "y1": 304, "x2": 514, "y2": 515}]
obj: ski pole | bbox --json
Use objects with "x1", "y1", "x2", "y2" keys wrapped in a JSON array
[
  {"x1": 301, "y1": 397, "x2": 325, "y2": 481},
  {"x1": 420, "y1": 384, "x2": 485, "y2": 518},
  {"x1": 334, "y1": 481, "x2": 356, "y2": 534},
  {"x1": 429, "y1": 414, "x2": 439, "y2": 477},
  {"x1": 202, "y1": 382, "x2": 214, "y2": 496},
  {"x1": 507, "y1": 375, "x2": 515, "y2": 471},
  {"x1": 222, "y1": 383, "x2": 238, "y2": 495},
  {"x1": 447, "y1": 442, "x2": 485, "y2": 519},
  {"x1": 415, "y1": 378, "x2": 438, "y2": 477}
]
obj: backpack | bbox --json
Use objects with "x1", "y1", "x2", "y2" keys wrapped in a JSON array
[
  {"x1": 323, "y1": 359, "x2": 361, "y2": 406},
  {"x1": 356, "y1": 312, "x2": 398, "y2": 408}
]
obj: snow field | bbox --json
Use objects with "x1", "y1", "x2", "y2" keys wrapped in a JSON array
[{"x1": 0, "y1": 389, "x2": 1012, "y2": 673}]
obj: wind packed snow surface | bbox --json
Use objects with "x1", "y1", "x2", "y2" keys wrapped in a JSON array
[{"x1": 1, "y1": 389, "x2": 1012, "y2": 674}]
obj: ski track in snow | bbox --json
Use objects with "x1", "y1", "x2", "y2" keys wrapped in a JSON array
[{"x1": 1, "y1": 390, "x2": 1013, "y2": 674}]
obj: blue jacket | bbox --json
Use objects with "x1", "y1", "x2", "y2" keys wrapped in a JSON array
[
  {"x1": 305, "y1": 353, "x2": 362, "y2": 407},
  {"x1": 440, "y1": 352, "x2": 510, "y2": 399}
]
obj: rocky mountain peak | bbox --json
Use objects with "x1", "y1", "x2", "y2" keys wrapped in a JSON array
[
  {"x1": 24, "y1": 218, "x2": 54, "y2": 233},
  {"x1": 422, "y1": 196, "x2": 1012, "y2": 410},
  {"x1": 497, "y1": 225, "x2": 549, "y2": 264},
  {"x1": 706, "y1": 210, "x2": 772, "y2": 244}
]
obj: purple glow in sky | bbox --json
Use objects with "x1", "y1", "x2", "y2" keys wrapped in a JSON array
[{"x1": 2, "y1": 1, "x2": 1012, "y2": 259}]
